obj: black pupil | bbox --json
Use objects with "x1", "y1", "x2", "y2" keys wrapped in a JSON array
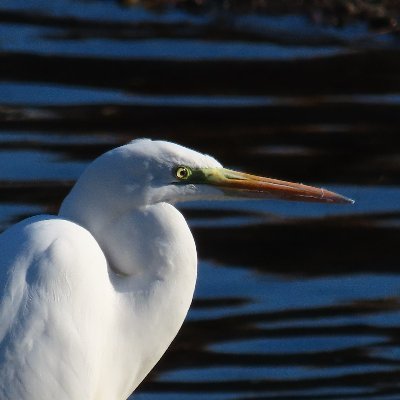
[{"x1": 179, "y1": 168, "x2": 187, "y2": 178}]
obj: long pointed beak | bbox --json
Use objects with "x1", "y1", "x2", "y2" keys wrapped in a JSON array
[{"x1": 201, "y1": 168, "x2": 353, "y2": 204}]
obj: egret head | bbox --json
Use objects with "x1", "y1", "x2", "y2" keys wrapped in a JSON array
[
  {"x1": 113, "y1": 139, "x2": 353, "y2": 205},
  {"x1": 60, "y1": 139, "x2": 352, "y2": 229}
]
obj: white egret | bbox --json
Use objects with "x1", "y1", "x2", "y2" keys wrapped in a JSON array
[{"x1": 0, "y1": 139, "x2": 352, "y2": 400}]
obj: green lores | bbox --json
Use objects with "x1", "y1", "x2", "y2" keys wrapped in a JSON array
[{"x1": 174, "y1": 165, "x2": 354, "y2": 205}]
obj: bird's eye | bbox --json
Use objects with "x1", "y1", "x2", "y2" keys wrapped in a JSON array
[{"x1": 175, "y1": 166, "x2": 191, "y2": 180}]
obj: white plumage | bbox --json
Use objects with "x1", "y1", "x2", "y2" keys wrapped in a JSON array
[{"x1": 0, "y1": 139, "x2": 351, "y2": 399}]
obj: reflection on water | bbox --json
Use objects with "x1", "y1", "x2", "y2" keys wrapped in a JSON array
[{"x1": 1, "y1": 1, "x2": 400, "y2": 399}]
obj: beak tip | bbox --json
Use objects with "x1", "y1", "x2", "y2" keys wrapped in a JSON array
[
  {"x1": 335, "y1": 195, "x2": 355, "y2": 205},
  {"x1": 315, "y1": 189, "x2": 355, "y2": 205},
  {"x1": 320, "y1": 187, "x2": 354, "y2": 205}
]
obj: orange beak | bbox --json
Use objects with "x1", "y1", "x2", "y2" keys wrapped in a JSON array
[{"x1": 199, "y1": 168, "x2": 353, "y2": 204}]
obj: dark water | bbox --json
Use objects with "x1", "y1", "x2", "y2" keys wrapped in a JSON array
[{"x1": 2, "y1": 1, "x2": 400, "y2": 399}]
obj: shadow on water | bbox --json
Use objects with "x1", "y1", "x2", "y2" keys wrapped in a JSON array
[{"x1": 2, "y1": 1, "x2": 400, "y2": 399}]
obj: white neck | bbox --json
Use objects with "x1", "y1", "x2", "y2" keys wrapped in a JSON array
[{"x1": 59, "y1": 183, "x2": 197, "y2": 398}]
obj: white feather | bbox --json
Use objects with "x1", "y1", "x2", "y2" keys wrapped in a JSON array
[{"x1": 0, "y1": 140, "x2": 222, "y2": 400}]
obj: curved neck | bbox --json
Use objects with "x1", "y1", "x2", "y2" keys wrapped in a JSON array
[
  {"x1": 80, "y1": 201, "x2": 197, "y2": 398},
  {"x1": 60, "y1": 186, "x2": 198, "y2": 398}
]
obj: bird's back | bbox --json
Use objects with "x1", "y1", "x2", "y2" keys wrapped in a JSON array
[{"x1": 0, "y1": 216, "x2": 114, "y2": 400}]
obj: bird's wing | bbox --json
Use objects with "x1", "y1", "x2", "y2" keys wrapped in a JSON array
[{"x1": 0, "y1": 215, "x2": 113, "y2": 400}]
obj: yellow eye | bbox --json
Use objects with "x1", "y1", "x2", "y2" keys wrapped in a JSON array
[{"x1": 175, "y1": 166, "x2": 191, "y2": 180}]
